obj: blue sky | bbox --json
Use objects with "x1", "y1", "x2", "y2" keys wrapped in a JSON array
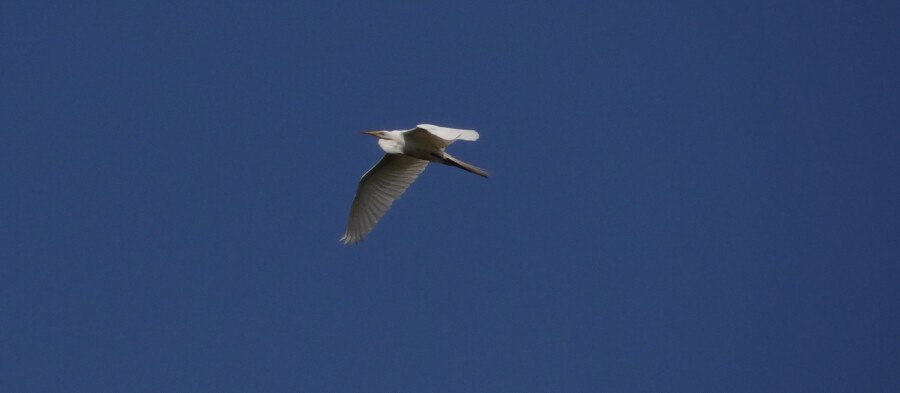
[{"x1": 2, "y1": 1, "x2": 899, "y2": 391}]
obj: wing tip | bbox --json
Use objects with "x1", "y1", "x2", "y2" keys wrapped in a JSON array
[
  {"x1": 416, "y1": 124, "x2": 479, "y2": 141},
  {"x1": 340, "y1": 233, "x2": 361, "y2": 246}
]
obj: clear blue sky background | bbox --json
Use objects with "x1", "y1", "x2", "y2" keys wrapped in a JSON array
[{"x1": 2, "y1": 1, "x2": 899, "y2": 391}]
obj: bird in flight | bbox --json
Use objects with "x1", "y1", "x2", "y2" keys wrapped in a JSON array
[{"x1": 340, "y1": 124, "x2": 488, "y2": 245}]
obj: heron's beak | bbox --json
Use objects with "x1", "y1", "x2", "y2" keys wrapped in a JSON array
[{"x1": 361, "y1": 131, "x2": 381, "y2": 138}]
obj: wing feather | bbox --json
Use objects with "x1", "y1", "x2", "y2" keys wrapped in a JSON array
[
  {"x1": 340, "y1": 154, "x2": 429, "y2": 245},
  {"x1": 409, "y1": 124, "x2": 479, "y2": 148}
]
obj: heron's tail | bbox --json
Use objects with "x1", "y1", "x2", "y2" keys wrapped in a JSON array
[{"x1": 442, "y1": 153, "x2": 488, "y2": 178}]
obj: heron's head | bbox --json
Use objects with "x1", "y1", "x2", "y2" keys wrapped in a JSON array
[{"x1": 361, "y1": 130, "x2": 389, "y2": 139}]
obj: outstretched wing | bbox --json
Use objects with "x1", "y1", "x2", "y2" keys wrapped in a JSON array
[
  {"x1": 341, "y1": 154, "x2": 429, "y2": 245},
  {"x1": 409, "y1": 124, "x2": 479, "y2": 148}
]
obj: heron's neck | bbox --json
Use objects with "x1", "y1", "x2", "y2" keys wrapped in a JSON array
[{"x1": 377, "y1": 138, "x2": 404, "y2": 154}]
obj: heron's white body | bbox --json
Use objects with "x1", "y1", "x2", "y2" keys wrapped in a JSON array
[
  {"x1": 376, "y1": 124, "x2": 479, "y2": 155},
  {"x1": 340, "y1": 124, "x2": 486, "y2": 245}
]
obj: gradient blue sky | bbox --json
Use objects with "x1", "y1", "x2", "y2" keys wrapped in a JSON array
[{"x1": 2, "y1": 1, "x2": 899, "y2": 391}]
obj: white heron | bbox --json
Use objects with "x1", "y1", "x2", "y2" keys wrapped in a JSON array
[{"x1": 340, "y1": 124, "x2": 487, "y2": 245}]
